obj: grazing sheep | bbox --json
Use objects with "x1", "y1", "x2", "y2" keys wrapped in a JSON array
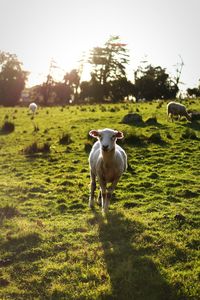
[
  {"x1": 29, "y1": 102, "x2": 37, "y2": 114},
  {"x1": 167, "y1": 101, "x2": 191, "y2": 122},
  {"x1": 89, "y1": 128, "x2": 127, "y2": 214}
]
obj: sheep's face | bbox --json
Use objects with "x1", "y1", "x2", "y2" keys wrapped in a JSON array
[{"x1": 89, "y1": 128, "x2": 123, "y2": 152}]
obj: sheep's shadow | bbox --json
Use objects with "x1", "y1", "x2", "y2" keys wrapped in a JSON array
[{"x1": 91, "y1": 210, "x2": 186, "y2": 300}]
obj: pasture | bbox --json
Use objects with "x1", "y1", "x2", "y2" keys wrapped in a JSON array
[{"x1": 0, "y1": 100, "x2": 199, "y2": 300}]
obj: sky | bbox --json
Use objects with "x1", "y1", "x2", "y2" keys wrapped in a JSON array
[{"x1": 1, "y1": 0, "x2": 200, "y2": 91}]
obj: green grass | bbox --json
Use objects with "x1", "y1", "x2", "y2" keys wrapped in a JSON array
[{"x1": 0, "y1": 100, "x2": 199, "y2": 299}]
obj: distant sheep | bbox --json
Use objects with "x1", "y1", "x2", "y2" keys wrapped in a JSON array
[
  {"x1": 29, "y1": 102, "x2": 37, "y2": 114},
  {"x1": 89, "y1": 128, "x2": 127, "y2": 214},
  {"x1": 167, "y1": 101, "x2": 191, "y2": 122}
]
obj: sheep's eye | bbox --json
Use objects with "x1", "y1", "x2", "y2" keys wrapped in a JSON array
[{"x1": 112, "y1": 135, "x2": 116, "y2": 139}]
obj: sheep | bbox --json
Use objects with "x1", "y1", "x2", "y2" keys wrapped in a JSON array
[
  {"x1": 29, "y1": 102, "x2": 37, "y2": 114},
  {"x1": 88, "y1": 128, "x2": 127, "y2": 214},
  {"x1": 167, "y1": 101, "x2": 191, "y2": 122}
]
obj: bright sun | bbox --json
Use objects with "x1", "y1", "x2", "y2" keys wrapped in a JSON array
[
  {"x1": 26, "y1": 33, "x2": 108, "y2": 87},
  {"x1": 8, "y1": 1, "x2": 128, "y2": 88}
]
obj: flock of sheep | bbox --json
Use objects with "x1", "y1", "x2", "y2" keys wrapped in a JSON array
[{"x1": 29, "y1": 100, "x2": 192, "y2": 214}]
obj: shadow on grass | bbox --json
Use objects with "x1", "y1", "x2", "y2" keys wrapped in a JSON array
[
  {"x1": 0, "y1": 232, "x2": 42, "y2": 260},
  {"x1": 182, "y1": 121, "x2": 200, "y2": 131},
  {"x1": 92, "y1": 210, "x2": 187, "y2": 300}
]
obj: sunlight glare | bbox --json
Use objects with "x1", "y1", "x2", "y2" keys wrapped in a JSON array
[{"x1": 27, "y1": 32, "x2": 109, "y2": 87}]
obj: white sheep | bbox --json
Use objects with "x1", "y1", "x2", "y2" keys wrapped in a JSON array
[
  {"x1": 89, "y1": 128, "x2": 127, "y2": 214},
  {"x1": 167, "y1": 101, "x2": 191, "y2": 122},
  {"x1": 29, "y1": 102, "x2": 37, "y2": 114}
]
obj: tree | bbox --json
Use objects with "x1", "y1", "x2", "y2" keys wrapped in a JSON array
[
  {"x1": 110, "y1": 78, "x2": 134, "y2": 102},
  {"x1": 187, "y1": 86, "x2": 200, "y2": 97},
  {"x1": 35, "y1": 68, "x2": 80, "y2": 105},
  {"x1": 64, "y1": 69, "x2": 80, "y2": 102},
  {"x1": 89, "y1": 36, "x2": 129, "y2": 101},
  {"x1": 40, "y1": 74, "x2": 54, "y2": 105},
  {"x1": 79, "y1": 75, "x2": 105, "y2": 103},
  {"x1": 134, "y1": 64, "x2": 178, "y2": 101},
  {"x1": 173, "y1": 55, "x2": 184, "y2": 94},
  {"x1": 53, "y1": 82, "x2": 72, "y2": 104},
  {"x1": 0, "y1": 51, "x2": 28, "y2": 106}
]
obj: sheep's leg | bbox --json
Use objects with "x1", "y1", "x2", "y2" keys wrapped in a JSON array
[
  {"x1": 105, "y1": 177, "x2": 119, "y2": 211},
  {"x1": 104, "y1": 177, "x2": 120, "y2": 213},
  {"x1": 101, "y1": 188, "x2": 107, "y2": 213},
  {"x1": 89, "y1": 172, "x2": 96, "y2": 208},
  {"x1": 168, "y1": 113, "x2": 173, "y2": 122},
  {"x1": 99, "y1": 180, "x2": 107, "y2": 212},
  {"x1": 167, "y1": 112, "x2": 170, "y2": 122}
]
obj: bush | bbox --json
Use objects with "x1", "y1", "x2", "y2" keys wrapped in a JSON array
[
  {"x1": 1, "y1": 121, "x2": 15, "y2": 133},
  {"x1": 99, "y1": 105, "x2": 107, "y2": 112},
  {"x1": 122, "y1": 113, "x2": 144, "y2": 125},
  {"x1": 0, "y1": 205, "x2": 20, "y2": 220},
  {"x1": 23, "y1": 142, "x2": 51, "y2": 155},
  {"x1": 148, "y1": 132, "x2": 165, "y2": 144},
  {"x1": 145, "y1": 117, "x2": 159, "y2": 126},
  {"x1": 109, "y1": 107, "x2": 120, "y2": 112},
  {"x1": 57, "y1": 203, "x2": 68, "y2": 213},
  {"x1": 181, "y1": 129, "x2": 198, "y2": 140},
  {"x1": 123, "y1": 131, "x2": 146, "y2": 146},
  {"x1": 59, "y1": 133, "x2": 72, "y2": 145}
]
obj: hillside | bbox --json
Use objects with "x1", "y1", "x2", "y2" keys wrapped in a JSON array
[{"x1": 0, "y1": 100, "x2": 199, "y2": 299}]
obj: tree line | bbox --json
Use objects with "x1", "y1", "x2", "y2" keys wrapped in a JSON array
[{"x1": 0, "y1": 36, "x2": 200, "y2": 106}]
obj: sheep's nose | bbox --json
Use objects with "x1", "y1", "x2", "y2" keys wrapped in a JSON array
[{"x1": 102, "y1": 145, "x2": 109, "y2": 151}]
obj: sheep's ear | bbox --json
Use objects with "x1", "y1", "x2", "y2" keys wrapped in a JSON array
[
  {"x1": 115, "y1": 131, "x2": 124, "y2": 139},
  {"x1": 89, "y1": 130, "x2": 99, "y2": 138}
]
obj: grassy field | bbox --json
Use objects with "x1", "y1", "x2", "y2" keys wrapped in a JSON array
[{"x1": 0, "y1": 99, "x2": 199, "y2": 300}]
